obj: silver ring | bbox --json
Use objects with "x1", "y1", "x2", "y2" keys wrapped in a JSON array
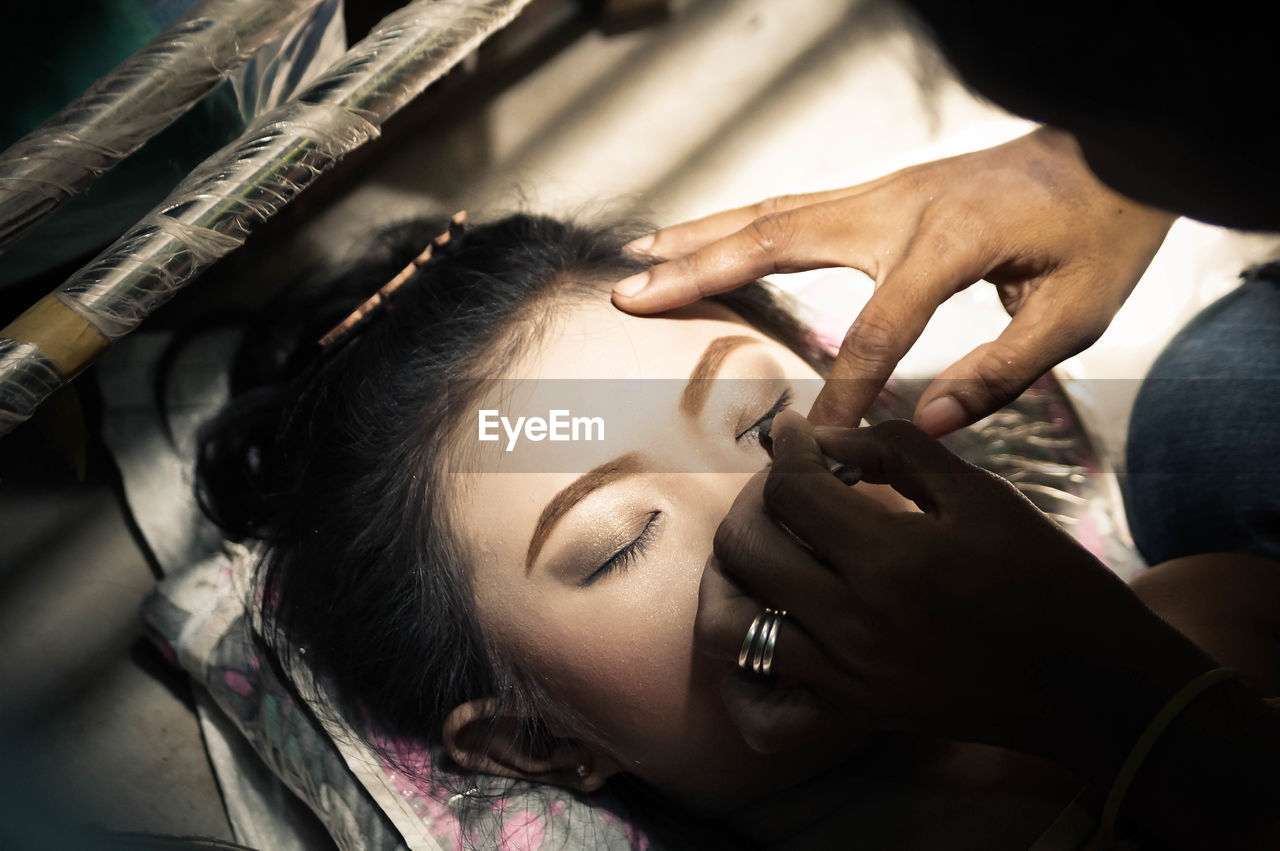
[
  {"x1": 760, "y1": 609, "x2": 786, "y2": 677},
  {"x1": 738, "y1": 611, "x2": 768, "y2": 670},
  {"x1": 738, "y1": 607, "x2": 786, "y2": 677},
  {"x1": 751, "y1": 610, "x2": 774, "y2": 674}
]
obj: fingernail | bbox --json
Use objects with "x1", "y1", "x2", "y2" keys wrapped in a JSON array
[
  {"x1": 916, "y1": 395, "x2": 967, "y2": 436},
  {"x1": 624, "y1": 234, "x2": 655, "y2": 254},
  {"x1": 613, "y1": 271, "x2": 650, "y2": 298}
]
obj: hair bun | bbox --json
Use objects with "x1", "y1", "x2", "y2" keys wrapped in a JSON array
[{"x1": 195, "y1": 383, "x2": 292, "y2": 539}]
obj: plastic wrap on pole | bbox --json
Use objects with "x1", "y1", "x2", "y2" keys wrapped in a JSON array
[
  {"x1": 0, "y1": 339, "x2": 65, "y2": 432},
  {"x1": 0, "y1": 0, "x2": 530, "y2": 437},
  {"x1": 0, "y1": 0, "x2": 325, "y2": 255},
  {"x1": 57, "y1": 101, "x2": 378, "y2": 338},
  {"x1": 55, "y1": 0, "x2": 532, "y2": 341}
]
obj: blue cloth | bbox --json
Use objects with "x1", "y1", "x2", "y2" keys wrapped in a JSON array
[{"x1": 1125, "y1": 264, "x2": 1280, "y2": 565}]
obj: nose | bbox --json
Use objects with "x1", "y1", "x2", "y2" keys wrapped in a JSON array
[
  {"x1": 689, "y1": 469, "x2": 765, "y2": 550},
  {"x1": 657, "y1": 424, "x2": 772, "y2": 563}
]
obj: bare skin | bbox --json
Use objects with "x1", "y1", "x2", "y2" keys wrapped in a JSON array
[
  {"x1": 435, "y1": 290, "x2": 1279, "y2": 846},
  {"x1": 612, "y1": 128, "x2": 1175, "y2": 435},
  {"x1": 724, "y1": 550, "x2": 1280, "y2": 850},
  {"x1": 696, "y1": 413, "x2": 1280, "y2": 848}
]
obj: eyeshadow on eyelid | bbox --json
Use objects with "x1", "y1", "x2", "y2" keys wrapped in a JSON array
[
  {"x1": 526, "y1": 453, "x2": 643, "y2": 573},
  {"x1": 543, "y1": 505, "x2": 653, "y2": 583},
  {"x1": 584, "y1": 510, "x2": 652, "y2": 568}
]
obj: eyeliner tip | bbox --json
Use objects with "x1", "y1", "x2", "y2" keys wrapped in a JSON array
[
  {"x1": 758, "y1": 418, "x2": 774, "y2": 456},
  {"x1": 832, "y1": 463, "x2": 862, "y2": 487}
]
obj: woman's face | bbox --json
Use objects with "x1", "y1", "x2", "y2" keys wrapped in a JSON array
[{"x1": 450, "y1": 291, "x2": 909, "y2": 812}]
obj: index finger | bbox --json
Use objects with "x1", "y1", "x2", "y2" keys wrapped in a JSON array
[
  {"x1": 764, "y1": 410, "x2": 894, "y2": 565},
  {"x1": 713, "y1": 470, "x2": 846, "y2": 614},
  {"x1": 632, "y1": 177, "x2": 898, "y2": 261},
  {"x1": 612, "y1": 197, "x2": 883, "y2": 314}
]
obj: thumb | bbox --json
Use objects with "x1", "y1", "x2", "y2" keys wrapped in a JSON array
[
  {"x1": 813, "y1": 419, "x2": 980, "y2": 517},
  {"x1": 913, "y1": 291, "x2": 1107, "y2": 436},
  {"x1": 721, "y1": 676, "x2": 850, "y2": 754},
  {"x1": 809, "y1": 245, "x2": 981, "y2": 428}
]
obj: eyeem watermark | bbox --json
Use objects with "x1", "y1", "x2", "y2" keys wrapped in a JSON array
[{"x1": 478, "y1": 409, "x2": 605, "y2": 452}]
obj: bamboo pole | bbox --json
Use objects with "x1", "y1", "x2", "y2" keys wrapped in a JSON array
[
  {"x1": 0, "y1": 0, "x2": 325, "y2": 255},
  {"x1": 0, "y1": 0, "x2": 532, "y2": 437}
]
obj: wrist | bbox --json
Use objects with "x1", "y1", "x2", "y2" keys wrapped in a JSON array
[
  {"x1": 1026, "y1": 125, "x2": 1085, "y2": 159},
  {"x1": 1098, "y1": 668, "x2": 1242, "y2": 843},
  {"x1": 1034, "y1": 610, "x2": 1215, "y2": 787},
  {"x1": 1117, "y1": 676, "x2": 1280, "y2": 847},
  {"x1": 1025, "y1": 125, "x2": 1178, "y2": 232}
]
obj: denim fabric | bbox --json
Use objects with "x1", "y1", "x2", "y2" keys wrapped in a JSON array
[{"x1": 1125, "y1": 264, "x2": 1280, "y2": 565}]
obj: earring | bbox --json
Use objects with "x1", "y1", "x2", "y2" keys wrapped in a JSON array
[{"x1": 575, "y1": 762, "x2": 590, "y2": 778}]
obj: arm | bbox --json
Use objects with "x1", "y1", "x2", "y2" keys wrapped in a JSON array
[
  {"x1": 614, "y1": 129, "x2": 1176, "y2": 433},
  {"x1": 1116, "y1": 676, "x2": 1280, "y2": 849},
  {"x1": 695, "y1": 416, "x2": 1280, "y2": 849},
  {"x1": 1118, "y1": 554, "x2": 1280, "y2": 848}
]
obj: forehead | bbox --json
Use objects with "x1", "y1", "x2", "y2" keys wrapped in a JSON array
[
  {"x1": 443, "y1": 292, "x2": 800, "y2": 558},
  {"x1": 454, "y1": 295, "x2": 790, "y2": 473},
  {"x1": 440, "y1": 293, "x2": 765, "y2": 467},
  {"x1": 515, "y1": 295, "x2": 757, "y2": 380}
]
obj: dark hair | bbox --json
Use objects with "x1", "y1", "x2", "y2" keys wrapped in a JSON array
[{"x1": 196, "y1": 213, "x2": 827, "y2": 834}]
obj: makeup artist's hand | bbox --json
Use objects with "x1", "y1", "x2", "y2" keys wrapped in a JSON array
[
  {"x1": 695, "y1": 411, "x2": 1212, "y2": 780},
  {"x1": 613, "y1": 128, "x2": 1175, "y2": 434}
]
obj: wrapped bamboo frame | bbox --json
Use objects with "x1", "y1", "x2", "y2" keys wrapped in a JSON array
[
  {"x1": 0, "y1": 0, "x2": 325, "y2": 255},
  {"x1": 0, "y1": 0, "x2": 532, "y2": 437}
]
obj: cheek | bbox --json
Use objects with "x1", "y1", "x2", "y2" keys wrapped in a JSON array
[
  {"x1": 481, "y1": 523, "x2": 732, "y2": 764},
  {"x1": 540, "y1": 558, "x2": 704, "y2": 726}
]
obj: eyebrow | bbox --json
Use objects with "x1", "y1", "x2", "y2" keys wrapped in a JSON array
[
  {"x1": 679, "y1": 334, "x2": 760, "y2": 417},
  {"x1": 526, "y1": 453, "x2": 644, "y2": 573},
  {"x1": 524, "y1": 334, "x2": 764, "y2": 574}
]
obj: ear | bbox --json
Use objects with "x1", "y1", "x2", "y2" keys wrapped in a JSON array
[{"x1": 442, "y1": 699, "x2": 620, "y2": 793}]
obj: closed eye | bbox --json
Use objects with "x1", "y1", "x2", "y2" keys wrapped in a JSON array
[
  {"x1": 580, "y1": 510, "x2": 662, "y2": 587},
  {"x1": 736, "y1": 388, "x2": 793, "y2": 445}
]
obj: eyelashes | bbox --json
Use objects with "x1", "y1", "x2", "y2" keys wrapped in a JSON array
[
  {"x1": 581, "y1": 510, "x2": 662, "y2": 587},
  {"x1": 736, "y1": 387, "x2": 794, "y2": 446}
]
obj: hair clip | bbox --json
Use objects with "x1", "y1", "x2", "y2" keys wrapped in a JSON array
[{"x1": 318, "y1": 211, "x2": 468, "y2": 347}]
